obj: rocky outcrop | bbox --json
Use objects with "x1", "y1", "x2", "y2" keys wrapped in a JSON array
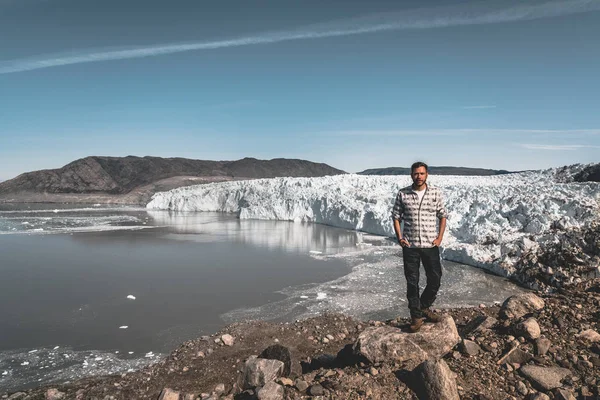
[{"x1": 353, "y1": 315, "x2": 460, "y2": 369}]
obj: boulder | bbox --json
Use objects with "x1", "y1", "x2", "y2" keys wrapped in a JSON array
[
  {"x1": 528, "y1": 394, "x2": 550, "y2": 400},
  {"x1": 501, "y1": 293, "x2": 545, "y2": 319},
  {"x1": 553, "y1": 388, "x2": 577, "y2": 400},
  {"x1": 412, "y1": 358, "x2": 460, "y2": 400},
  {"x1": 519, "y1": 365, "x2": 571, "y2": 391},
  {"x1": 497, "y1": 347, "x2": 532, "y2": 365},
  {"x1": 221, "y1": 334, "x2": 234, "y2": 346},
  {"x1": 515, "y1": 318, "x2": 541, "y2": 340},
  {"x1": 239, "y1": 356, "x2": 285, "y2": 390},
  {"x1": 158, "y1": 388, "x2": 180, "y2": 400},
  {"x1": 257, "y1": 381, "x2": 284, "y2": 400},
  {"x1": 459, "y1": 339, "x2": 481, "y2": 356},
  {"x1": 259, "y1": 344, "x2": 292, "y2": 377},
  {"x1": 353, "y1": 316, "x2": 459, "y2": 370},
  {"x1": 460, "y1": 315, "x2": 497, "y2": 336}
]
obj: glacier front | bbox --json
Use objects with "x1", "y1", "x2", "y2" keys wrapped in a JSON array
[{"x1": 147, "y1": 165, "x2": 600, "y2": 282}]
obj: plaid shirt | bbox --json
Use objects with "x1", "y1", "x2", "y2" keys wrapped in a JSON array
[{"x1": 391, "y1": 184, "x2": 448, "y2": 248}]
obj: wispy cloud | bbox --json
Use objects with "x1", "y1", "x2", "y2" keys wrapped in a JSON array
[
  {"x1": 461, "y1": 105, "x2": 497, "y2": 109},
  {"x1": 520, "y1": 144, "x2": 600, "y2": 150},
  {"x1": 2, "y1": 0, "x2": 600, "y2": 74},
  {"x1": 329, "y1": 128, "x2": 600, "y2": 137}
]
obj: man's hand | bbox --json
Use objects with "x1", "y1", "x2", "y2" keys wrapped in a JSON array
[
  {"x1": 399, "y1": 238, "x2": 410, "y2": 247},
  {"x1": 432, "y1": 237, "x2": 442, "y2": 247}
]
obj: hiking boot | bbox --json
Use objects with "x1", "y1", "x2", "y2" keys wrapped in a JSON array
[
  {"x1": 409, "y1": 317, "x2": 425, "y2": 333},
  {"x1": 422, "y1": 308, "x2": 442, "y2": 323}
]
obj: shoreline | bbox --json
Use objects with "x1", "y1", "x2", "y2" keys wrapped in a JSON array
[{"x1": 3, "y1": 280, "x2": 599, "y2": 399}]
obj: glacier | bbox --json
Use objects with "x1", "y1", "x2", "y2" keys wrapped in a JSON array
[{"x1": 147, "y1": 165, "x2": 600, "y2": 280}]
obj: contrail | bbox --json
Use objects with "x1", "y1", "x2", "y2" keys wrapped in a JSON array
[{"x1": 1, "y1": 0, "x2": 599, "y2": 74}]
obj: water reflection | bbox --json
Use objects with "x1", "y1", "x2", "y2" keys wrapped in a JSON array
[{"x1": 147, "y1": 210, "x2": 363, "y2": 254}]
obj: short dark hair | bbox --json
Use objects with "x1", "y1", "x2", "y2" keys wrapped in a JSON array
[{"x1": 411, "y1": 161, "x2": 428, "y2": 172}]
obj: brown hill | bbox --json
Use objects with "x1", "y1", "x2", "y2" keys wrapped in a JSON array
[{"x1": 0, "y1": 156, "x2": 345, "y2": 204}]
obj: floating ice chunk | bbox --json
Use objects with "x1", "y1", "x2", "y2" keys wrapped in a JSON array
[
  {"x1": 316, "y1": 292, "x2": 327, "y2": 300},
  {"x1": 119, "y1": 326, "x2": 128, "y2": 329},
  {"x1": 309, "y1": 250, "x2": 322, "y2": 254},
  {"x1": 126, "y1": 295, "x2": 136, "y2": 300},
  {"x1": 94, "y1": 357, "x2": 103, "y2": 361},
  {"x1": 2, "y1": 370, "x2": 8, "y2": 376},
  {"x1": 53, "y1": 346, "x2": 59, "y2": 350},
  {"x1": 128, "y1": 351, "x2": 134, "y2": 355},
  {"x1": 145, "y1": 352, "x2": 154, "y2": 358},
  {"x1": 115, "y1": 351, "x2": 119, "y2": 354},
  {"x1": 21, "y1": 362, "x2": 29, "y2": 366},
  {"x1": 300, "y1": 295, "x2": 309, "y2": 299},
  {"x1": 28, "y1": 349, "x2": 38, "y2": 354}
]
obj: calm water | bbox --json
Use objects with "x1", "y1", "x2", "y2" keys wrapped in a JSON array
[{"x1": 0, "y1": 204, "x2": 523, "y2": 391}]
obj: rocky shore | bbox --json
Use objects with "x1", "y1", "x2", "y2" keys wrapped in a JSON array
[{"x1": 3, "y1": 277, "x2": 600, "y2": 400}]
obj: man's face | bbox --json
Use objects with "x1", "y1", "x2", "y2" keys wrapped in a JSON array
[{"x1": 411, "y1": 166, "x2": 428, "y2": 186}]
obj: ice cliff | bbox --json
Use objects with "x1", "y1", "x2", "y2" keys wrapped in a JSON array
[{"x1": 147, "y1": 165, "x2": 600, "y2": 279}]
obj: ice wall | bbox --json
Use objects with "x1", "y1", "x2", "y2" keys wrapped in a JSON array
[{"x1": 147, "y1": 166, "x2": 600, "y2": 277}]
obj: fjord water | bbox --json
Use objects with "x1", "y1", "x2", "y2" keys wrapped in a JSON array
[{"x1": 0, "y1": 204, "x2": 523, "y2": 391}]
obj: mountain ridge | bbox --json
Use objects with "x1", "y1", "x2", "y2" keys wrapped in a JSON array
[{"x1": 0, "y1": 156, "x2": 345, "y2": 204}]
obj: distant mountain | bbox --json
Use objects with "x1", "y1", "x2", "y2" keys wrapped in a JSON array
[
  {"x1": 358, "y1": 166, "x2": 513, "y2": 176},
  {"x1": 0, "y1": 156, "x2": 345, "y2": 204}
]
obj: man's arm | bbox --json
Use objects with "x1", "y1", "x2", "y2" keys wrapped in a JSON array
[
  {"x1": 432, "y1": 217, "x2": 446, "y2": 247},
  {"x1": 391, "y1": 191, "x2": 409, "y2": 246}
]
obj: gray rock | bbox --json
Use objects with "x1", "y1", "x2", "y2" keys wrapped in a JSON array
[
  {"x1": 353, "y1": 315, "x2": 460, "y2": 370},
  {"x1": 527, "y1": 394, "x2": 550, "y2": 400},
  {"x1": 45, "y1": 389, "x2": 65, "y2": 400},
  {"x1": 516, "y1": 318, "x2": 541, "y2": 340},
  {"x1": 412, "y1": 358, "x2": 460, "y2": 400},
  {"x1": 257, "y1": 382, "x2": 284, "y2": 400},
  {"x1": 519, "y1": 365, "x2": 571, "y2": 391},
  {"x1": 240, "y1": 356, "x2": 285, "y2": 390},
  {"x1": 7, "y1": 393, "x2": 27, "y2": 400},
  {"x1": 214, "y1": 383, "x2": 226, "y2": 395},
  {"x1": 295, "y1": 379, "x2": 309, "y2": 392},
  {"x1": 460, "y1": 315, "x2": 498, "y2": 336},
  {"x1": 535, "y1": 338, "x2": 552, "y2": 356},
  {"x1": 553, "y1": 388, "x2": 576, "y2": 400},
  {"x1": 516, "y1": 381, "x2": 528, "y2": 396},
  {"x1": 221, "y1": 334, "x2": 234, "y2": 346},
  {"x1": 501, "y1": 293, "x2": 545, "y2": 320},
  {"x1": 308, "y1": 384, "x2": 325, "y2": 396},
  {"x1": 498, "y1": 347, "x2": 532, "y2": 365},
  {"x1": 158, "y1": 388, "x2": 180, "y2": 400},
  {"x1": 577, "y1": 329, "x2": 600, "y2": 342},
  {"x1": 259, "y1": 344, "x2": 292, "y2": 377},
  {"x1": 459, "y1": 339, "x2": 481, "y2": 356}
]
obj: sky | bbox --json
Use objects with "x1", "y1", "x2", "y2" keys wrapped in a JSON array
[{"x1": 0, "y1": 0, "x2": 599, "y2": 180}]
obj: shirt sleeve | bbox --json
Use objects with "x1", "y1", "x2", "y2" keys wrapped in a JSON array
[
  {"x1": 391, "y1": 191, "x2": 404, "y2": 221},
  {"x1": 436, "y1": 190, "x2": 448, "y2": 220}
]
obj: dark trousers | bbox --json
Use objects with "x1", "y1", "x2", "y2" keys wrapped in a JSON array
[{"x1": 402, "y1": 246, "x2": 442, "y2": 319}]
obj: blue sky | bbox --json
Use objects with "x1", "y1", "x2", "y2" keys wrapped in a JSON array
[{"x1": 1, "y1": 0, "x2": 599, "y2": 180}]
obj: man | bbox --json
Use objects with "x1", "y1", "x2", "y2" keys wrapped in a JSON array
[{"x1": 392, "y1": 161, "x2": 448, "y2": 332}]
